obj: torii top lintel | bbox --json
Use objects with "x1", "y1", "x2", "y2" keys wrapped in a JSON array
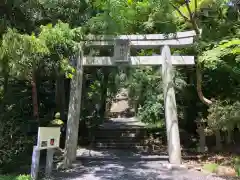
[
  {"x1": 83, "y1": 30, "x2": 200, "y2": 48},
  {"x1": 80, "y1": 30, "x2": 200, "y2": 66}
]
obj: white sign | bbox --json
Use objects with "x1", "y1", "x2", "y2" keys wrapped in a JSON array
[{"x1": 37, "y1": 127, "x2": 61, "y2": 149}]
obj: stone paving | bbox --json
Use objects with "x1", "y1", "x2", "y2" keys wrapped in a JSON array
[{"x1": 51, "y1": 148, "x2": 227, "y2": 180}]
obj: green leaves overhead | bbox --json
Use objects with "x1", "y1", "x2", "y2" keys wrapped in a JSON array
[
  {"x1": 39, "y1": 22, "x2": 75, "y2": 52},
  {"x1": 39, "y1": 22, "x2": 77, "y2": 77},
  {"x1": 199, "y1": 38, "x2": 240, "y2": 70},
  {"x1": 0, "y1": 21, "x2": 79, "y2": 79},
  {"x1": 0, "y1": 28, "x2": 49, "y2": 78},
  {"x1": 87, "y1": 0, "x2": 177, "y2": 34}
]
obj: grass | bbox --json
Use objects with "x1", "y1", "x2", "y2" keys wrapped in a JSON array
[
  {"x1": 202, "y1": 163, "x2": 219, "y2": 173},
  {"x1": 0, "y1": 175, "x2": 30, "y2": 180},
  {"x1": 200, "y1": 155, "x2": 240, "y2": 177},
  {"x1": 233, "y1": 156, "x2": 240, "y2": 176}
]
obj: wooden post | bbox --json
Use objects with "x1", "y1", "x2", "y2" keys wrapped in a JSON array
[
  {"x1": 31, "y1": 146, "x2": 40, "y2": 180},
  {"x1": 45, "y1": 148, "x2": 54, "y2": 177},
  {"x1": 64, "y1": 43, "x2": 84, "y2": 167},
  {"x1": 161, "y1": 45, "x2": 181, "y2": 164}
]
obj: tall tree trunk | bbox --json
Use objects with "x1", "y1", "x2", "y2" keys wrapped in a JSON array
[
  {"x1": 226, "y1": 129, "x2": 232, "y2": 145},
  {"x1": 31, "y1": 70, "x2": 39, "y2": 121},
  {"x1": 64, "y1": 44, "x2": 84, "y2": 168},
  {"x1": 55, "y1": 74, "x2": 66, "y2": 120},
  {"x1": 60, "y1": 77, "x2": 66, "y2": 120}
]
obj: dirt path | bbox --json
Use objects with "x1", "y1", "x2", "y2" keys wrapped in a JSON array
[{"x1": 51, "y1": 148, "x2": 228, "y2": 180}]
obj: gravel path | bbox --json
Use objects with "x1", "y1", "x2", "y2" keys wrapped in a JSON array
[{"x1": 51, "y1": 148, "x2": 229, "y2": 180}]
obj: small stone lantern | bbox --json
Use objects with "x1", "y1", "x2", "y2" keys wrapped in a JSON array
[{"x1": 195, "y1": 118, "x2": 207, "y2": 152}]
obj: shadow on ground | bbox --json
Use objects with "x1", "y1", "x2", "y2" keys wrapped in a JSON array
[{"x1": 51, "y1": 148, "x2": 227, "y2": 180}]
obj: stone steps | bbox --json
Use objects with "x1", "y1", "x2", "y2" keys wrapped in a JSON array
[
  {"x1": 95, "y1": 141, "x2": 144, "y2": 149},
  {"x1": 94, "y1": 128, "x2": 146, "y2": 149},
  {"x1": 92, "y1": 118, "x2": 149, "y2": 150}
]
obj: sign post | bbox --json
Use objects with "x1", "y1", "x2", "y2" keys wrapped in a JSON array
[
  {"x1": 31, "y1": 127, "x2": 61, "y2": 180},
  {"x1": 31, "y1": 146, "x2": 40, "y2": 180}
]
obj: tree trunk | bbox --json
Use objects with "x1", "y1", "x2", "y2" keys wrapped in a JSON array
[
  {"x1": 1, "y1": 59, "x2": 9, "y2": 110},
  {"x1": 64, "y1": 44, "x2": 84, "y2": 168},
  {"x1": 55, "y1": 75, "x2": 66, "y2": 120},
  {"x1": 3, "y1": 70, "x2": 9, "y2": 100},
  {"x1": 31, "y1": 69, "x2": 39, "y2": 121},
  {"x1": 161, "y1": 45, "x2": 181, "y2": 164},
  {"x1": 215, "y1": 129, "x2": 222, "y2": 151},
  {"x1": 196, "y1": 66, "x2": 212, "y2": 106},
  {"x1": 1, "y1": 70, "x2": 9, "y2": 110},
  {"x1": 226, "y1": 129, "x2": 232, "y2": 145}
]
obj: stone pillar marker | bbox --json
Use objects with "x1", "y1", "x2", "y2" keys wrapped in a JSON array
[{"x1": 31, "y1": 146, "x2": 40, "y2": 180}]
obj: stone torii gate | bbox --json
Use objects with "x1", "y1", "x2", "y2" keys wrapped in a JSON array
[{"x1": 64, "y1": 30, "x2": 197, "y2": 166}]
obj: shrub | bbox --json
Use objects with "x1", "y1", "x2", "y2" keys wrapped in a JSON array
[{"x1": 0, "y1": 175, "x2": 30, "y2": 180}]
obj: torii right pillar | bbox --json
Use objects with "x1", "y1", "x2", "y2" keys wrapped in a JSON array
[{"x1": 161, "y1": 45, "x2": 181, "y2": 164}]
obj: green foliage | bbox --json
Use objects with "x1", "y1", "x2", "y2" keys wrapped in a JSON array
[
  {"x1": 0, "y1": 175, "x2": 30, "y2": 180},
  {"x1": 0, "y1": 80, "x2": 35, "y2": 172},
  {"x1": 206, "y1": 100, "x2": 240, "y2": 131},
  {"x1": 230, "y1": 156, "x2": 240, "y2": 176},
  {"x1": 39, "y1": 22, "x2": 75, "y2": 51},
  {"x1": 36, "y1": 0, "x2": 92, "y2": 26},
  {"x1": 0, "y1": 22, "x2": 79, "y2": 80},
  {"x1": 220, "y1": 39, "x2": 240, "y2": 55},
  {"x1": 38, "y1": 22, "x2": 77, "y2": 78},
  {"x1": 87, "y1": 0, "x2": 177, "y2": 34},
  {"x1": 199, "y1": 38, "x2": 240, "y2": 70},
  {"x1": 126, "y1": 66, "x2": 187, "y2": 124},
  {"x1": 0, "y1": 28, "x2": 49, "y2": 79}
]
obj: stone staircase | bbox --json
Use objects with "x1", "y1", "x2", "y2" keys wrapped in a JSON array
[
  {"x1": 92, "y1": 88, "x2": 149, "y2": 150},
  {"x1": 93, "y1": 117, "x2": 147, "y2": 150}
]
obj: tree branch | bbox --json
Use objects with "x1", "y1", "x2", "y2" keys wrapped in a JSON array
[
  {"x1": 184, "y1": 1, "x2": 212, "y2": 106},
  {"x1": 196, "y1": 64, "x2": 212, "y2": 106},
  {"x1": 170, "y1": 2, "x2": 191, "y2": 22},
  {"x1": 194, "y1": 0, "x2": 198, "y2": 15},
  {"x1": 185, "y1": 1, "x2": 201, "y2": 35},
  {"x1": 185, "y1": 1, "x2": 194, "y2": 21}
]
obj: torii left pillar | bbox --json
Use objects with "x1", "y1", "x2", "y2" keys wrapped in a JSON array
[{"x1": 161, "y1": 45, "x2": 181, "y2": 164}]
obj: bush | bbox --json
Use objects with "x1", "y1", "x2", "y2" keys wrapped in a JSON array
[
  {"x1": 0, "y1": 81, "x2": 35, "y2": 173},
  {"x1": 233, "y1": 156, "x2": 240, "y2": 176},
  {"x1": 0, "y1": 113, "x2": 34, "y2": 173},
  {"x1": 0, "y1": 175, "x2": 30, "y2": 180}
]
